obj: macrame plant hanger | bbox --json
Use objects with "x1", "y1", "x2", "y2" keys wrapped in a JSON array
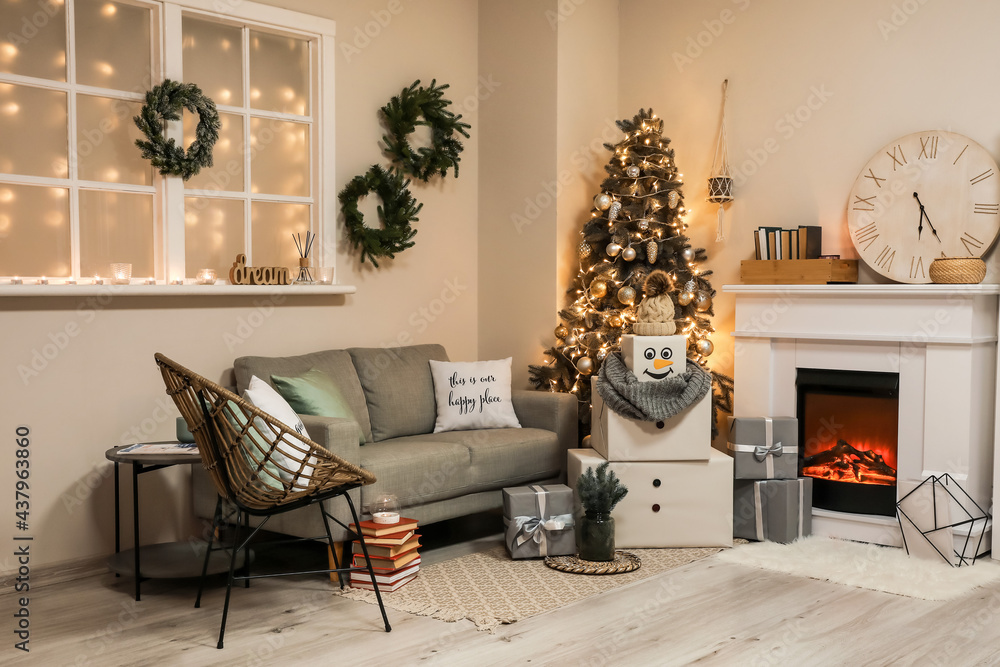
[{"x1": 708, "y1": 79, "x2": 734, "y2": 242}]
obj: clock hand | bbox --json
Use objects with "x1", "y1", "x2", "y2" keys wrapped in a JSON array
[{"x1": 913, "y1": 192, "x2": 943, "y2": 243}]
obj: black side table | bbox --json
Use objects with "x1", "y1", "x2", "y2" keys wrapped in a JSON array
[{"x1": 105, "y1": 444, "x2": 244, "y2": 601}]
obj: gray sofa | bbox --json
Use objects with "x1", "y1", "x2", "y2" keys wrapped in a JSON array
[{"x1": 191, "y1": 344, "x2": 578, "y2": 541}]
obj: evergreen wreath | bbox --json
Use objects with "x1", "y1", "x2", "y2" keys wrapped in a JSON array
[
  {"x1": 339, "y1": 164, "x2": 422, "y2": 268},
  {"x1": 134, "y1": 79, "x2": 219, "y2": 180},
  {"x1": 381, "y1": 79, "x2": 471, "y2": 181}
]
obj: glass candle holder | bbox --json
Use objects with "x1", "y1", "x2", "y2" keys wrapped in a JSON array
[
  {"x1": 370, "y1": 494, "x2": 400, "y2": 524},
  {"x1": 37, "y1": 276, "x2": 48, "y2": 285},
  {"x1": 10, "y1": 277, "x2": 22, "y2": 285},
  {"x1": 93, "y1": 276, "x2": 104, "y2": 285},
  {"x1": 110, "y1": 263, "x2": 132, "y2": 285},
  {"x1": 144, "y1": 277, "x2": 156, "y2": 285},
  {"x1": 316, "y1": 267, "x2": 335, "y2": 284},
  {"x1": 196, "y1": 268, "x2": 217, "y2": 285},
  {"x1": 170, "y1": 278, "x2": 184, "y2": 285},
  {"x1": 65, "y1": 277, "x2": 77, "y2": 285}
]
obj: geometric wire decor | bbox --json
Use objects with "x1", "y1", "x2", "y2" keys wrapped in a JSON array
[{"x1": 896, "y1": 473, "x2": 991, "y2": 568}]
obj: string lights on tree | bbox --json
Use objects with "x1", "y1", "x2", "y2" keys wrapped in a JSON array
[{"x1": 529, "y1": 109, "x2": 734, "y2": 432}]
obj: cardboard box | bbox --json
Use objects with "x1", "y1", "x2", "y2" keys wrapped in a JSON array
[
  {"x1": 591, "y1": 377, "x2": 711, "y2": 462},
  {"x1": 733, "y1": 478, "x2": 813, "y2": 544},
  {"x1": 502, "y1": 484, "x2": 575, "y2": 559},
  {"x1": 567, "y1": 448, "x2": 733, "y2": 548},
  {"x1": 727, "y1": 416, "x2": 799, "y2": 479},
  {"x1": 620, "y1": 334, "x2": 687, "y2": 381}
]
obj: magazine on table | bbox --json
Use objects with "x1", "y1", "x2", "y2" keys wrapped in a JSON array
[{"x1": 117, "y1": 442, "x2": 199, "y2": 456}]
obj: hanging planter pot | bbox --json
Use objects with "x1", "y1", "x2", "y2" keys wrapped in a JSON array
[
  {"x1": 708, "y1": 79, "x2": 734, "y2": 241},
  {"x1": 708, "y1": 176, "x2": 734, "y2": 203}
]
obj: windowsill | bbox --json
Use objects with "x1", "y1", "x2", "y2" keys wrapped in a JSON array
[{"x1": 0, "y1": 283, "x2": 356, "y2": 297}]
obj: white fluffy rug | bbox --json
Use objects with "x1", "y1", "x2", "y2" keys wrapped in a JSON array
[{"x1": 717, "y1": 536, "x2": 1000, "y2": 600}]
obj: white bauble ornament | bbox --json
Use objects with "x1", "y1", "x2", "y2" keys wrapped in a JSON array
[
  {"x1": 637, "y1": 218, "x2": 649, "y2": 231},
  {"x1": 681, "y1": 247, "x2": 696, "y2": 262},
  {"x1": 696, "y1": 338, "x2": 714, "y2": 356},
  {"x1": 582, "y1": 434, "x2": 592, "y2": 448},
  {"x1": 594, "y1": 193, "x2": 612, "y2": 210},
  {"x1": 626, "y1": 165, "x2": 640, "y2": 178},
  {"x1": 622, "y1": 246, "x2": 637, "y2": 261},
  {"x1": 565, "y1": 334, "x2": 579, "y2": 346},
  {"x1": 606, "y1": 242, "x2": 622, "y2": 257}
]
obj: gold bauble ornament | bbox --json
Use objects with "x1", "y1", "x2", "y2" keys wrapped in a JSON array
[
  {"x1": 565, "y1": 334, "x2": 579, "y2": 346},
  {"x1": 667, "y1": 190, "x2": 679, "y2": 209},
  {"x1": 607, "y1": 314, "x2": 623, "y2": 328},
  {"x1": 606, "y1": 242, "x2": 622, "y2": 257},
  {"x1": 617, "y1": 285, "x2": 636, "y2": 305},
  {"x1": 582, "y1": 434, "x2": 592, "y2": 448},
  {"x1": 554, "y1": 324, "x2": 568, "y2": 339},
  {"x1": 576, "y1": 356, "x2": 595, "y2": 375},
  {"x1": 594, "y1": 193, "x2": 612, "y2": 210},
  {"x1": 578, "y1": 241, "x2": 592, "y2": 259},
  {"x1": 622, "y1": 246, "x2": 637, "y2": 262},
  {"x1": 646, "y1": 240, "x2": 658, "y2": 264},
  {"x1": 596, "y1": 348, "x2": 608, "y2": 361},
  {"x1": 590, "y1": 280, "x2": 608, "y2": 298},
  {"x1": 681, "y1": 247, "x2": 696, "y2": 263},
  {"x1": 694, "y1": 292, "x2": 713, "y2": 312},
  {"x1": 626, "y1": 165, "x2": 640, "y2": 178},
  {"x1": 677, "y1": 290, "x2": 695, "y2": 306},
  {"x1": 696, "y1": 338, "x2": 714, "y2": 356}
]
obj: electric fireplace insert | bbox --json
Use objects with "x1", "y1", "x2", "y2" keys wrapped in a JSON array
[{"x1": 796, "y1": 368, "x2": 899, "y2": 517}]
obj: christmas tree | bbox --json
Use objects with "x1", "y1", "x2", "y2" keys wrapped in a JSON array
[{"x1": 529, "y1": 109, "x2": 733, "y2": 432}]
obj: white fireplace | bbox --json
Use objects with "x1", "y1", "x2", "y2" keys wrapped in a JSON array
[{"x1": 726, "y1": 284, "x2": 998, "y2": 556}]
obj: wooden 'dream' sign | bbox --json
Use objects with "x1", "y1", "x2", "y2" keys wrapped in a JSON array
[{"x1": 229, "y1": 254, "x2": 292, "y2": 286}]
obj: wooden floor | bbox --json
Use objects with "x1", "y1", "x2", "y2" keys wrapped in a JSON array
[{"x1": 7, "y1": 528, "x2": 1000, "y2": 666}]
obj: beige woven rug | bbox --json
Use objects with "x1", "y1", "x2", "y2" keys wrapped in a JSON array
[{"x1": 337, "y1": 543, "x2": 723, "y2": 632}]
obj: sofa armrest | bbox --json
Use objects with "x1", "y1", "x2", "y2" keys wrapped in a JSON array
[
  {"x1": 299, "y1": 414, "x2": 362, "y2": 465},
  {"x1": 511, "y1": 389, "x2": 579, "y2": 453}
]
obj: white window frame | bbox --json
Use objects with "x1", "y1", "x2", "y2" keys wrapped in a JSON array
[{"x1": 0, "y1": 0, "x2": 337, "y2": 291}]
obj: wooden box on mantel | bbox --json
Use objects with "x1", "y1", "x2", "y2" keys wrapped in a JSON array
[{"x1": 740, "y1": 259, "x2": 858, "y2": 285}]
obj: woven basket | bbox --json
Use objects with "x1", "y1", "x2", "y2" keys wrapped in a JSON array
[{"x1": 928, "y1": 257, "x2": 987, "y2": 284}]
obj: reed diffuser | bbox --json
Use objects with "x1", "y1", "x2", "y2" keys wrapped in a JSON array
[{"x1": 292, "y1": 231, "x2": 315, "y2": 284}]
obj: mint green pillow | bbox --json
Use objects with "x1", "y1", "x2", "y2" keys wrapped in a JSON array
[
  {"x1": 224, "y1": 400, "x2": 284, "y2": 491},
  {"x1": 271, "y1": 368, "x2": 366, "y2": 445}
]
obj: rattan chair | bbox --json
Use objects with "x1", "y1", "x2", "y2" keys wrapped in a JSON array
[{"x1": 154, "y1": 353, "x2": 391, "y2": 648}]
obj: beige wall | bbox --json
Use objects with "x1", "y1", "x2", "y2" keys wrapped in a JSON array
[
  {"x1": 1, "y1": 0, "x2": 480, "y2": 568},
  {"x1": 618, "y1": 0, "x2": 1000, "y2": 435}
]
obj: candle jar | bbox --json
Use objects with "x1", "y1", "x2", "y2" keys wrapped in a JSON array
[
  {"x1": 110, "y1": 263, "x2": 132, "y2": 285},
  {"x1": 316, "y1": 267, "x2": 335, "y2": 284},
  {"x1": 370, "y1": 494, "x2": 400, "y2": 524},
  {"x1": 196, "y1": 268, "x2": 217, "y2": 285}
]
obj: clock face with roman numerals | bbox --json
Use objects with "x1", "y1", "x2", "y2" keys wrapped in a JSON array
[{"x1": 847, "y1": 131, "x2": 1000, "y2": 283}]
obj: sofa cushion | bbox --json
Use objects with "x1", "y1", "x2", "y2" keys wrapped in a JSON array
[
  {"x1": 359, "y1": 439, "x2": 472, "y2": 507},
  {"x1": 234, "y1": 350, "x2": 373, "y2": 444},
  {"x1": 271, "y1": 368, "x2": 365, "y2": 445},
  {"x1": 348, "y1": 344, "x2": 448, "y2": 441},
  {"x1": 428, "y1": 358, "x2": 521, "y2": 433},
  {"x1": 388, "y1": 428, "x2": 562, "y2": 490}
]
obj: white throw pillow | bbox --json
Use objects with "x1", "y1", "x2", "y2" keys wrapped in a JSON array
[
  {"x1": 428, "y1": 358, "x2": 522, "y2": 433},
  {"x1": 243, "y1": 375, "x2": 316, "y2": 488}
]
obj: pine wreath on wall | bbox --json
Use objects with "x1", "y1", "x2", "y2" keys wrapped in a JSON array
[{"x1": 339, "y1": 164, "x2": 422, "y2": 268}]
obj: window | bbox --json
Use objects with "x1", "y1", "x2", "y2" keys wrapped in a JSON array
[{"x1": 0, "y1": 0, "x2": 335, "y2": 283}]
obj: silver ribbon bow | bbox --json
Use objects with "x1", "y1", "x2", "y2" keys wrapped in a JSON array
[
  {"x1": 753, "y1": 441, "x2": 784, "y2": 462},
  {"x1": 507, "y1": 485, "x2": 573, "y2": 556}
]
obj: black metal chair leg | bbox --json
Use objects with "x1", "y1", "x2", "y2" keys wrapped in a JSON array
[
  {"x1": 217, "y1": 507, "x2": 243, "y2": 650},
  {"x1": 196, "y1": 496, "x2": 224, "y2": 608},
  {"x1": 345, "y1": 493, "x2": 391, "y2": 632},
  {"x1": 319, "y1": 501, "x2": 346, "y2": 589},
  {"x1": 242, "y1": 510, "x2": 251, "y2": 588}
]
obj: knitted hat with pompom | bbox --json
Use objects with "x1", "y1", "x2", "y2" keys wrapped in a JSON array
[{"x1": 633, "y1": 270, "x2": 677, "y2": 335}]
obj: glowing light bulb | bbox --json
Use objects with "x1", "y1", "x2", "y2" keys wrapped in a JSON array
[{"x1": 102, "y1": 3, "x2": 117, "y2": 17}]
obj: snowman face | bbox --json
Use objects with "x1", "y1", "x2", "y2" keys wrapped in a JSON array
[{"x1": 642, "y1": 346, "x2": 675, "y2": 380}]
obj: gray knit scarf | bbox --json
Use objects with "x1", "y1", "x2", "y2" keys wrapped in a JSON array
[{"x1": 597, "y1": 352, "x2": 712, "y2": 422}]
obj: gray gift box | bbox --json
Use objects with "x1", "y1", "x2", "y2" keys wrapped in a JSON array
[
  {"x1": 502, "y1": 484, "x2": 576, "y2": 559},
  {"x1": 733, "y1": 478, "x2": 813, "y2": 544},
  {"x1": 727, "y1": 416, "x2": 799, "y2": 479}
]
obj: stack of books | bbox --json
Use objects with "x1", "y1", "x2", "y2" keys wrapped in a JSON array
[
  {"x1": 753, "y1": 225, "x2": 822, "y2": 260},
  {"x1": 349, "y1": 517, "x2": 420, "y2": 592}
]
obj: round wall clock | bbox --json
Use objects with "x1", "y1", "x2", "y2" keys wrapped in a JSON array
[{"x1": 846, "y1": 130, "x2": 1000, "y2": 283}]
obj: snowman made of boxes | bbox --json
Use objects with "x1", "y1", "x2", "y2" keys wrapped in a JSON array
[{"x1": 568, "y1": 271, "x2": 733, "y2": 548}]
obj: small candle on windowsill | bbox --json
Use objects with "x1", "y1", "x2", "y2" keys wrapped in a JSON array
[
  {"x1": 196, "y1": 268, "x2": 217, "y2": 285},
  {"x1": 93, "y1": 276, "x2": 104, "y2": 285},
  {"x1": 36, "y1": 276, "x2": 48, "y2": 285},
  {"x1": 10, "y1": 277, "x2": 22, "y2": 285},
  {"x1": 65, "y1": 277, "x2": 77, "y2": 285},
  {"x1": 144, "y1": 277, "x2": 156, "y2": 285},
  {"x1": 170, "y1": 278, "x2": 184, "y2": 285}
]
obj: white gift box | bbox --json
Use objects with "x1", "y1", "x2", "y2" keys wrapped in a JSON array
[
  {"x1": 568, "y1": 448, "x2": 733, "y2": 548},
  {"x1": 591, "y1": 377, "x2": 711, "y2": 462},
  {"x1": 620, "y1": 334, "x2": 687, "y2": 381}
]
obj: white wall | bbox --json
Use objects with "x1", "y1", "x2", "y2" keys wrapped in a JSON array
[
  {"x1": 618, "y1": 0, "x2": 1000, "y2": 440},
  {"x1": 0, "y1": 0, "x2": 480, "y2": 568}
]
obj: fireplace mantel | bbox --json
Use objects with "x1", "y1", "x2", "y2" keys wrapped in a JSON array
[{"x1": 725, "y1": 283, "x2": 998, "y2": 557}]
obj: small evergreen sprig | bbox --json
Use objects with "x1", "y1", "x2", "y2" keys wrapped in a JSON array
[{"x1": 577, "y1": 462, "x2": 628, "y2": 514}]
